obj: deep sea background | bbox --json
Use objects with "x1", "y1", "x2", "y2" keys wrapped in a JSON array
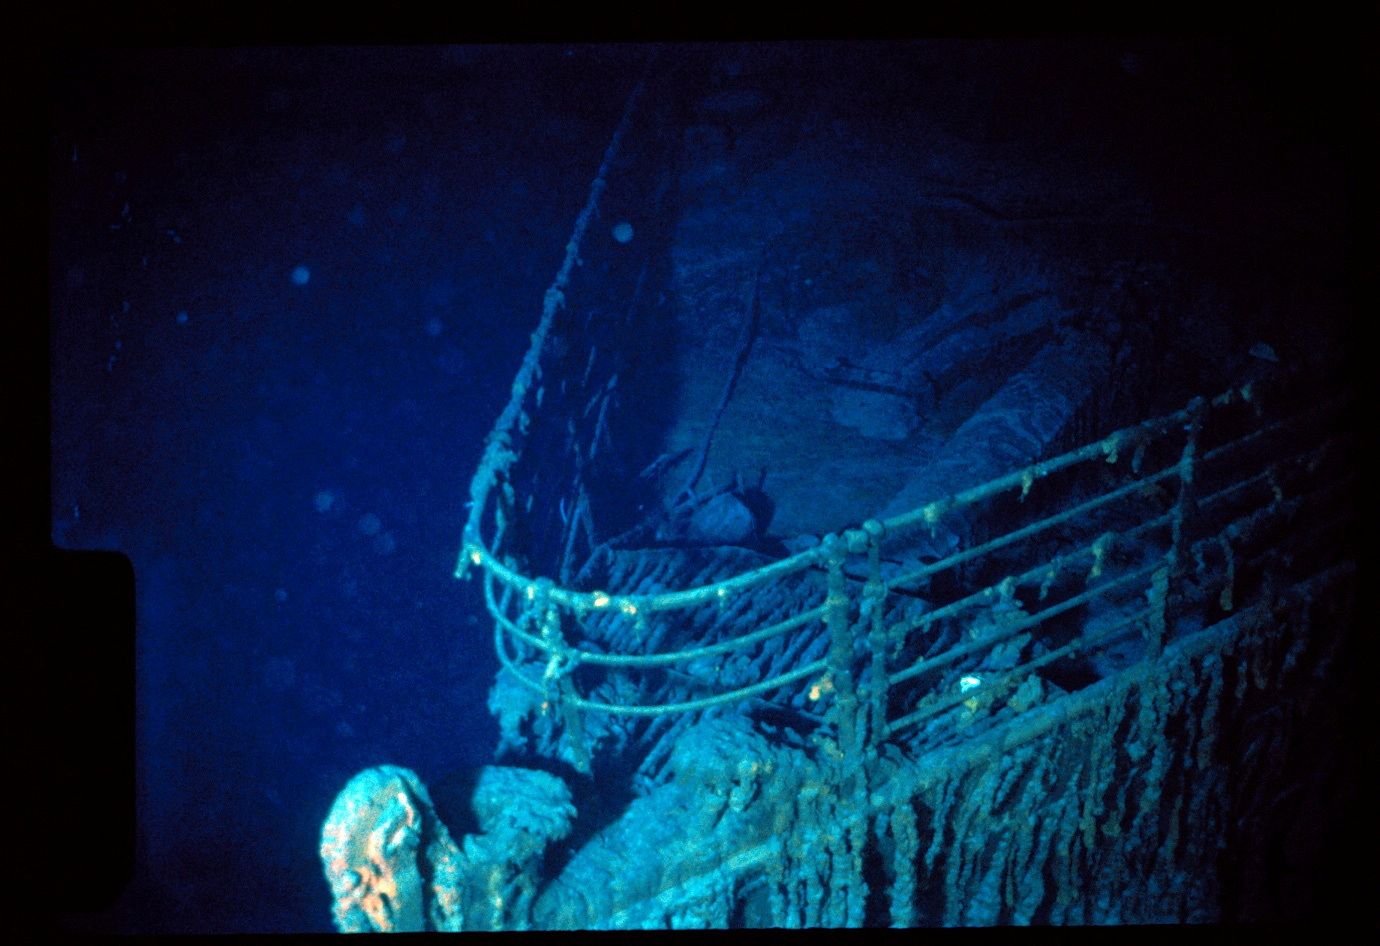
[
  {"x1": 46, "y1": 45, "x2": 640, "y2": 932},
  {"x1": 38, "y1": 38, "x2": 1366, "y2": 932}
]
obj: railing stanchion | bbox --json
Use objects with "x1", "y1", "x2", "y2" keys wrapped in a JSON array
[
  {"x1": 536, "y1": 578, "x2": 591, "y2": 775},
  {"x1": 860, "y1": 519, "x2": 890, "y2": 755},
  {"x1": 1152, "y1": 396, "x2": 1205, "y2": 661},
  {"x1": 824, "y1": 534, "x2": 861, "y2": 772}
]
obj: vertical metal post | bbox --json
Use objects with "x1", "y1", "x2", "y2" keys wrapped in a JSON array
[
  {"x1": 859, "y1": 520, "x2": 890, "y2": 754},
  {"x1": 536, "y1": 580, "x2": 590, "y2": 775},
  {"x1": 834, "y1": 527, "x2": 875, "y2": 928},
  {"x1": 823, "y1": 534, "x2": 859, "y2": 768},
  {"x1": 1152, "y1": 397, "x2": 1204, "y2": 660}
]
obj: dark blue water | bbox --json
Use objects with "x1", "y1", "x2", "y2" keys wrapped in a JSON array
[{"x1": 46, "y1": 45, "x2": 638, "y2": 932}]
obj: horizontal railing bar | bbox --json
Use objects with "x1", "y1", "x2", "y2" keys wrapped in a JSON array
[
  {"x1": 491, "y1": 586, "x2": 828, "y2": 668},
  {"x1": 1196, "y1": 435, "x2": 1350, "y2": 512},
  {"x1": 1195, "y1": 392, "x2": 1347, "y2": 470},
  {"x1": 888, "y1": 509, "x2": 1170, "y2": 646},
  {"x1": 886, "y1": 461, "x2": 1181, "y2": 590},
  {"x1": 568, "y1": 659, "x2": 829, "y2": 716},
  {"x1": 570, "y1": 605, "x2": 828, "y2": 668},
  {"x1": 471, "y1": 379, "x2": 1349, "y2": 728},
  {"x1": 461, "y1": 384, "x2": 1257, "y2": 611},
  {"x1": 889, "y1": 560, "x2": 1160, "y2": 687},
  {"x1": 875, "y1": 388, "x2": 1242, "y2": 544},
  {"x1": 482, "y1": 552, "x2": 828, "y2": 667},
  {"x1": 887, "y1": 603, "x2": 1156, "y2": 737},
  {"x1": 469, "y1": 537, "x2": 832, "y2": 613},
  {"x1": 487, "y1": 561, "x2": 831, "y2": 717},
  {"x1": 875, "y1": 562, "x2": 1355, "y2": 807},
  {"x1": 496, "y1": 643, "x2": 829, "y2": 718},
  {"x1": 1180, "y1": 496, "x2": 1353, "y2": 606},
  {"x1": 1197, "y1": 473, "x2": 1351, "y2": 560}
]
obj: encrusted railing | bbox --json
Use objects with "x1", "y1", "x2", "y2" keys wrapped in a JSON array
[
  {"x1": 456, "y1": 46, "x2": 675, "y2": 595},
  {"x1": 462, "y1": 352, "x2": 1352, "y2": 770},
  {"x1": 314, "y1": 48, "x2": 1361, "y2": 930},
  {"x1": 451, "y1": 47, "x2": 1353, "y2": 800}
]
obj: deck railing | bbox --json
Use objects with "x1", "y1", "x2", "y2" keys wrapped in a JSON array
[
  {"x1": 439, "y1": 52, "x2": 1354, "y2": 926},
  {"x1": 453, "y1": 46, "x2": 1352, "y2": 780},
  {"x1": 461, "y1": 365, "x2": 1352, "y2": 777}
]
